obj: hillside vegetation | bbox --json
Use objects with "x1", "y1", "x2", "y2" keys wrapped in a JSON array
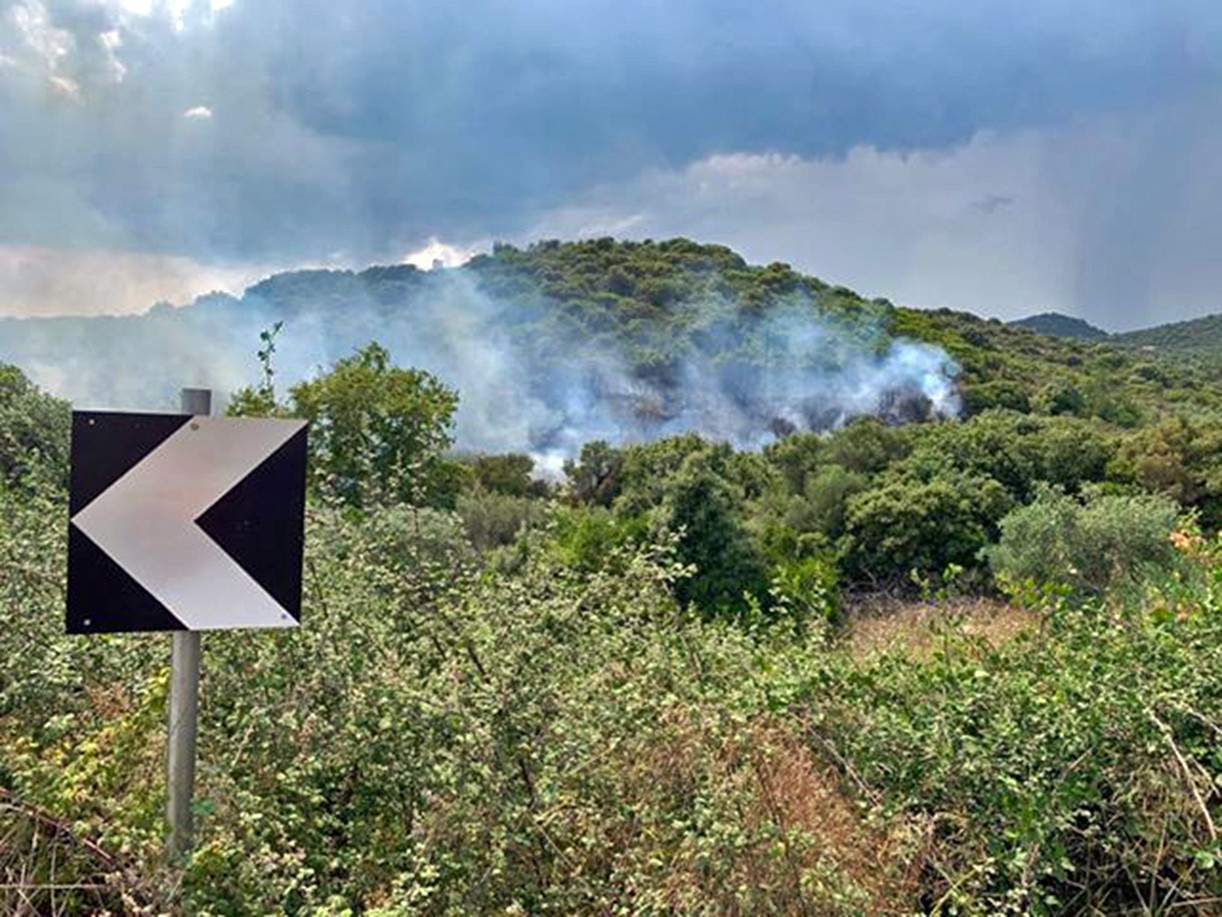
[
  {"x1": 2, "y1": 239, "x2": 1221, "y2": 914},
  {"x1": 1113, "y1": 313, "x2": 1222, "y2": 356},
  {"x1": 5, "y1": 237, "x2": 1222, "y2": 428}
]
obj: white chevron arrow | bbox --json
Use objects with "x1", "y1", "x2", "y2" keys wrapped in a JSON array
[{"x1": 71, "y1": 416, "x2": 306, "y2": 631}]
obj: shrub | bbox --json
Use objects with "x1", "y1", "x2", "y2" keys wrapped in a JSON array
[
  {"x1": 769, "y1": 553, "x2": 842, "y2": 628},
  {"x1": 540, "y1": 504, "x2": 650, "y2": 574},
  {"x1": 456, "y1": 490, "x2": 550, "y2": 551},
  {"x1": 904, "y1": 410, "x2": 1114, "y2": 503},
  {"x1": 819, "y1": 417, "x2": 909, "y2": 474},
  {"x1": 986, "y1": 485, "x2": 1181, "y2": 595},
  {"x1": 791, "y1": 464, "x2": 869, "y2": 539},
  {"x1": 842, "y1": 471, "x2": 1013, "y2": 583},
  {"x1": 809, "y1": 600, "x2": 1222, "y2": 914},
  {"x1": 0, "y1": 364, "x2": 70, "y2": 490}
]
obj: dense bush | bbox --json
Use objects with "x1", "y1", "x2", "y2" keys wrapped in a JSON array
[
  {"x1": 541, "y1": 505, "x2": 650, "y2": 575},
  {"x1": 811, "y1": 595, "x2": 1222, "y2": 914},
  {"x1": 0, "y1": 363, "x2": 70, "y2": 489},
  {"x1": 5, "y1": 298, "x2": 1222, "y2": 913},
  {"x1": 2, "y1": 481, "x2": 917, "y2": 914},
  {"x1": 4, "y1": 475, "x2": 1221, "y2": 914},
  {"x1": 986, "y1": 486, "x2": 1181, "y2": 595},
  {"x1": 455, "y1": 489, "x2": 551, "y2": 552},
  {"x1": 903, "y1": 410, "x2": 1113, "y2": 502},
  {"x1": 842, "y1": 470, "x2": 1013, "y2": 582}
]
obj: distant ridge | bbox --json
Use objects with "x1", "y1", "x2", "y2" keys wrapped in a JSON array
[
  {"x1": 1009, "y1": 312, "x2": 1109, "y2": 341},
  {"x1": 1112, "y1": 313, "x2": 1222, "y2": 354}
]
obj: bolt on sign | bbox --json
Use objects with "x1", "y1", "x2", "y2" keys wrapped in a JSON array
[{"x1": 67, "y1": 411, "x2": 309, "y2": 633}]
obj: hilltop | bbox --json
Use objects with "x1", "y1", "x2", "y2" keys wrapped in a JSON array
[
  {"x1": 2, "y1": 238, "x2": 1222, "y2": 443},
  {"x1": 1008, "y1": 312, "x2": 1109, "y2": 340},
  {"x1": 1006, "y1": 307, "x2": 1222, "y2": 364}
]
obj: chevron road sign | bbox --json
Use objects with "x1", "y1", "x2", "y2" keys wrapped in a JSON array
[{"x1": 67, "y1": 410, "x2": 308, "y2": 634}]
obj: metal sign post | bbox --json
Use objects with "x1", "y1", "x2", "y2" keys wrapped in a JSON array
[
  {"x1": 167, "y1": 387, "x2": 208, "y2": 858},
  {"x1": 66, "y1": 387, "x2": 309, "y2": 858}
]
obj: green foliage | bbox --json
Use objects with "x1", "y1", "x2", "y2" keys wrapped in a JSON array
[
  {"x1": 1009, "y1": 312, "x2": 1109, "y2": 341},
  {"x1": 1, "y1": 482, "x2": 911, "y2": 914},
  {"x1": 462, "y1": 452, "x2": 550, "y2": 498},
  {"x1": 290, "y1": 343, "x2": 459, "y2": 508},
  {"x1": 962, "y1": 378, "x2": 1032, "y2": 414},
  {"x1": 3, "y1": 462, "x2": 1222, "y2": 913},
  {"x1": 543, "y1": 504, "x2": 650, "y2": 574},
  {"x1": 904, "y1": 410, "x2": 1114, "y2": 502},
  {"x1": 661, "y1": 452, "x2": 770, "y2": 615},
  {"x1": 8, "y1": 237, "x2": 1222, "y2": 912},
  {"x1": 986, "y1": 485, "x2": 1182, "y2": 596},
  {"x1": 231, "y1": 342, "x2": 460, "y2": 509},
  {"x1": 1114, "y1": 310, "x2": 1222, "y2": 354},
  {"x1": 790, "y1": 464, "x2": 869, "y2": 539},
  {"x1": 455, "y1": 489, "x2": 551, "y2": 552},
  {"x1": 768, "y1": 553, "x2": 841, "y2": 628},
  {"x1": 9, "y1": 237, "x2": 1222, "y2": 434},
  {"x1": 611, "y1": 433, "x2": 723, "y2": 517},
  {"x1": 0, "y1": 363, "x2": 70, "y2": 489},
  {"x1": 819, "y1": 417, "x2": 909, "y2": 475},
  {"x1": 843, "y1": 470, "x2": 1013, "y2": 581},
  {"x1": 562, "y1": 440, "x2": 623, "y2": 508},
  {"x1": 1109, "y1": 415, "x2": 1222, "y2": 528},
  {"x1": 811, "y1": 600, "x2": 1222, "y2": 914}
]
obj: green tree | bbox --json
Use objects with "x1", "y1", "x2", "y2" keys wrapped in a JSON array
[
  {"x1": 0, "y1": 363, "x2": 70, "y2": 490},
  {"x1": 986, "y1": 485, "x2": 1181, "y2": 595},
  {"x1": 842, "y1": 470, "x2": 1012, "y2": 582},
  {"x1": 465, "y1": 453, "x2": 549, "y2": 498},
  {"x1": 231, "y1": 342, "x2": 460, "y2": 508},
  {"x1": 563, "y1": 440, "x2": 623, "y2": 507},
  {"x1": 662, "y1": 453, "x2": 769, "y2": 615}
]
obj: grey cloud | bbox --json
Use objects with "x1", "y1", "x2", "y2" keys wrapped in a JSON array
[
  {"x1": 2, "y1": 0, "x2": 1221, "y2": 268},
  {"x1": 529, "y1": 95, "x2": 1222, "y2": 331}
]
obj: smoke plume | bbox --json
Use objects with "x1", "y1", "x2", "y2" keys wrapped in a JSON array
[{"x1": 0, "y1": 263, "x2": 960, "y2": 467}]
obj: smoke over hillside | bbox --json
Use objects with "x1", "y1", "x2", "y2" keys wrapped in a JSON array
[{"x1": 0, "y1": 248, "x2": 960, "y2": 465}]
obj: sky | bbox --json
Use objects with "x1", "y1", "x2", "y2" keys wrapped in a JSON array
[{"x1": 2, "y1": 0, "x2": 1222, "y2": 330}]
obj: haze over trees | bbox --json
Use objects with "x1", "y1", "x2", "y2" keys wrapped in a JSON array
[
  {"x1": 9, "y1": 238, "x2": 1222, "y2": 455},
  {"x1": 2, "y1": 239, "x2": 1221, "y2": 914}
]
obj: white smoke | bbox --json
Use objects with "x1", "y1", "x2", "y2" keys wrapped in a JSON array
[{"x1": 0, "y1": 265, "x2": 961, "y2": 466}]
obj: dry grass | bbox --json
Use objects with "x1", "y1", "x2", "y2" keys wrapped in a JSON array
[
  {"x1": 607, "y1": 708, "x2": 926, "y2": 915},
  {"x1": 843, "y1": 595, "x2": 1036, "y2": 662},
  {"x1": 0, "y1": 791, "x2": 164, "y2": 916}
]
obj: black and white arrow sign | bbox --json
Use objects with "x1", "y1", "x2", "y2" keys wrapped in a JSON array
[{"x1": 67, "y1": 412, "x2": 308, "y2": 634}]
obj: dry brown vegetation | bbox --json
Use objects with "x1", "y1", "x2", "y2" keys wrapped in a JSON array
[
  {"x1": 0, "y1": 789, "x2": 166, "y2": 916},
  {"x1": 608, "y1": 710, "x2": 927, "y2": 915},
  {"x1": 843, "y1": 595, "x2": 1037, "y2": 661}
]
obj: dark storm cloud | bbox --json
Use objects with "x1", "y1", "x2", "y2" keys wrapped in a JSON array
[{"x1": 2, "y1": 0, "x2": 1219, "y2": 267}]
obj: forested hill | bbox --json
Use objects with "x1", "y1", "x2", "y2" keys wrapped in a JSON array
[
  {"x1": 1111, "y1": 312, "x2": 1222, "y2": 354},
  {"x1": 1, "y1": 238, "x2": 1220, "y2": 443},
  {"x1": 1005, "y1": 307, "x2": 1222, "y2": 361},
  {"x1": 1008, "y1": 312, "x2": 1109, "y2": 340}
]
